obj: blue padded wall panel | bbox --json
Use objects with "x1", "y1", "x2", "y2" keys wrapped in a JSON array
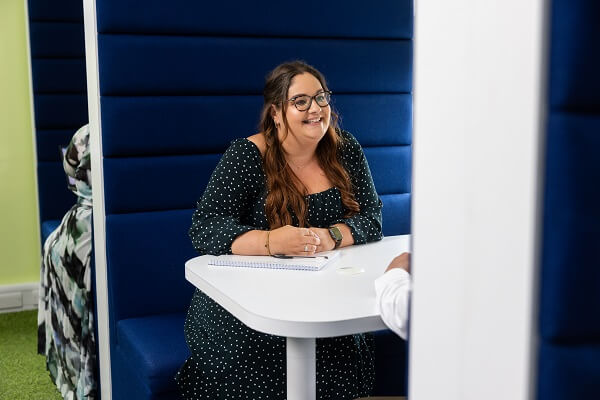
[
  {"x1": 381, "y1": 194, "x2": 411, "y2": 236},
  {"x1": 100, "y1": 95, "x2": 411, "y2": 157},
  {"x1": 31, "y1": 59, "x2": 87, "y2": 93},
  {"x1": 100, "y1": 96, "x2": 262, "y2": 157},
  {"x1": 36, "y1": 129, "x2": 74, "y2": 161},
  {"x1": 97, "y1": 0, "x2": 413, "y2": 39},
  {"x1": 96, "y1": 1, "x2": 412, "y2": 397},
  {"x1": 37, "y1": 164, "x2": 76, "y2": 221},
  {"x1": 28, "y1": 0, "x2": 83, "y2": 22},
  {"x1": 103, "y1": 148, "x2": 410, "y2": 214},
  {"x1": 28, "y1": 0, "x2": 88, "y2": 227},
  {"x1": 540, "y1": 113, "x2": 600, "y2": 341},
  {"x1": 103, "y1": 155, "x2": 220, "y2": 214},
  {"x1": 29, "y1": 22, "x2": 85, "y2": 58},
  {"x1": 98, "y1": 35, "x2": 412, "y2": 96},
  {"x1": 548, "y1": 1, "x2": 600, "y2": 111},
  {"x1": 33, "y1": 94, "x2": 88, "y2": 129},
  {"x1": 105, "y1": 210, "x2": 196, "y2": 324},
  {"x1": 538, "y1": 0, "x2": 600, "y2": 398},
  {"x1": 336, "y1": 94, "x2": 412, "y2": 147},
  {"x1": 364, "y1": 147, "x2": 412, "y2": 195},
  {"x1": 538, "y1": 342, "x2": 600, "y2": 400}
]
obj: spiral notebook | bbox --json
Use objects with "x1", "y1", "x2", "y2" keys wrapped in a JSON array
[{"x1": 208, "y1": 251, "x2": 339, "y2": 271}]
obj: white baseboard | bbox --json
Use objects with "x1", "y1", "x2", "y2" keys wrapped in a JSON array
[{"x1": 0, "y1": 282, "x2": 39, "y2": 314}]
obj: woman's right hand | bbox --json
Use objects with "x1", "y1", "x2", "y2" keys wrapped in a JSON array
[{"x1": 269, "y1": 225, "x2": 321, "y2": 255}]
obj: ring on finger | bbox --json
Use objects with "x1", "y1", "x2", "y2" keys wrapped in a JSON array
[{"x1": 304, "y1": 244, "x2": 308, "y2": 252}]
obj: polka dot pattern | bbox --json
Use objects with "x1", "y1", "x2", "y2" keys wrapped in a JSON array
[{"x1": 177, "y1": 130, "x2": 383, "y2": 399}]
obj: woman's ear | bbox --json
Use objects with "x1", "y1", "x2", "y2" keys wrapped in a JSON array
[
  {"x1": 270, "y1": 104, "x2": 279, "y2": 119},
  {"x1": 271, "y1": 104, "x2": 282, "y2": 126}
]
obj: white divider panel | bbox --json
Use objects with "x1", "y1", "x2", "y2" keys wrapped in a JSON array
[
  {"x1": 83, "y1": 0, "x2": 112, "y2": 399},
  {"x1": 409, "y1": 0, "x2": 548, "y2": 399}
]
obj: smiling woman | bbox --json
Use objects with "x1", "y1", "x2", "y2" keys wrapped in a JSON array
[{"x1": 178, "y1": 60, "x2": 384, "y2": 400}]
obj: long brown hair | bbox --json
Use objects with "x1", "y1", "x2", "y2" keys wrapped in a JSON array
[{"x1": 259, "y1": 61, "x2": 359, "y2": 229}]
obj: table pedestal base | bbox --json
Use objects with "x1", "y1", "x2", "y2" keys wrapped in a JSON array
[{"x1": 286, "y1": 337, "x2": 316, "y2": 400}]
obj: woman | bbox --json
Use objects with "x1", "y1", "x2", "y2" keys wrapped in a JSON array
[
  {"x1": 177, "y1": 61, "x2": 383, "y2": 399},
  {"x1": 38, "y1": 124, "x2": 96, "y2": 399}
]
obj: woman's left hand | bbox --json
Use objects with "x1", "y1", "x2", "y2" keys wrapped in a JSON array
[{"x1": 310, "y1": 227, "x2": 336, "y2": 252}]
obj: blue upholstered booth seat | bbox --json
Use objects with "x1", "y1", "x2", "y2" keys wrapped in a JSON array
[
  {"x1": 372, "y1": 329, "x2": 408, "y2": 395},
  {"x1": 105, "y1": 210, "x2": 195, "y2": 399},
  {"x1": 28, "y1": 0, "x2": 89, "y2": 244},
  {"x1": 116, "y1": 319, "x2": 406, "y2": 397},
  {"x1": 41, "y1": 219, "x2": 61, "y2": 244},
  {"x1": 537, "y1": 342, "x2": 600, "y2": 399},
  {"x1": 94, "y1": 1, "x2": 413, "y2": 398},
  {"x1": 117, "y1": 313, "x2": 189, "y2": 394},
  {"x1": 538, "y1": 0, "x2": 600, "y2": 398},
  {"x1": 540, "y1": 114, "x2": 600, "y2": 341},
  {"x1": 112, "y1": 349, "x2": 183, "y2": 400}
]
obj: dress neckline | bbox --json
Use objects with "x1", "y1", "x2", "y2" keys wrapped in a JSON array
[
  {"x1": 241, "y1": 138, "x2": 336, "y2": 197},
  {"x1": 306, "y1": 186, "x2": 337, "y2": 197}
]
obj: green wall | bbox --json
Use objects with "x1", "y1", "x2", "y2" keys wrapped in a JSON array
[{"x1": 0, "y1": 0, "x2": 42, "y2": 285}]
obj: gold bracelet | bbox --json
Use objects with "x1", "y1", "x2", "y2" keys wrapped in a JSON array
[{"x1": 265, "y1": 230, "x2": 272, "y2": 256}]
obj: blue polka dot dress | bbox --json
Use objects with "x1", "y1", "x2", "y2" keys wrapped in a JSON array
[{"x1": 176, "y1": 130, "x2": 383, "y2": 400}]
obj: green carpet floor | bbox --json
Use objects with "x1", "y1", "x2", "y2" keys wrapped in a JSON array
[{"x1": 0, "y1": 310, "x2": 62, "y2": 400}]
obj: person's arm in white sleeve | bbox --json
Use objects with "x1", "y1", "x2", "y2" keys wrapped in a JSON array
[{"x1": 374, "y1": 252, "x2": 412, "y2": 339}]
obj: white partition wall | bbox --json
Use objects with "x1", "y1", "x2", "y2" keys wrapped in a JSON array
[
  {"x1": 83, "y1": 0, "x2": 112, "y2": 398},
  {"x1": 409, "y1": 1, "x2": 548, "y2": 399}
]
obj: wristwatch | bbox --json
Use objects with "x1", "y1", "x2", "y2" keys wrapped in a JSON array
[{"x1": 328, "y1": 226, "x2": 343, "y2": 249}]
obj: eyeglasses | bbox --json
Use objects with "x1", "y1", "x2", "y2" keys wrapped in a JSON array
[{"x1": 287, "y1": 91, "x2": 332, "y2": 111}]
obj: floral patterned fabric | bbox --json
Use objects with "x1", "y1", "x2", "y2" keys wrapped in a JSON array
[{"x1": 37, "y1": 124, "x2": 96, "y2": 400}]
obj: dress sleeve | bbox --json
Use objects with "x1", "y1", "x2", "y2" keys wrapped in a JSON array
[
  {"x1": 335, "y1": 131, "x2": 383, "y2": 244},
  {"x1": 189, "y1": 139, "x2": 263, "y2": 255}
]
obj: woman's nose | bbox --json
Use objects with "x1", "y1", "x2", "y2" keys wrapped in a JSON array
[{"x1": 308, "y1": 98, "x2": 322, "y2": 112}]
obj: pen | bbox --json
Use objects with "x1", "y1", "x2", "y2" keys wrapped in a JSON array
[{"x1": 272, "y1": 254, "x2": 329, "y2": 259}]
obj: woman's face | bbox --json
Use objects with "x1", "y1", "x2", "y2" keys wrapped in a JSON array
[{"x1": 275, "y1": 72, "x2": 331, "y2": 145}]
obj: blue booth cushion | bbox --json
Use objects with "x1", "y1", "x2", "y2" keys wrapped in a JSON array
[
  {"x1": 548, "y1": 0, "x2": 600, "y2": 111},
  {"x1": 97, "y1": 0, "x2": 413, "y2": 39},
  {"x1": 37, "y1": 163, "x2": 74, "y2": 224},
  {"x1": 117, "y1": 314, "x2": 406, "y2": 396},
  {"x1": 95, "y1": 1, "x2": 413, "y2": 398},
  {"x1": 105, "y1": 210, "x2": 196, "y2": 325},
  {"x1": 33, "y1": 94, "x2": 88, "y2": 129},
  {"x1": 41, "y1": 219, "x2": 62, "y2": 245},
  {"x1": 31, "y1": 59, "x2": 87, "y2": 93},
  {"x1": 99, "y1": 94, "x2": 411, "y2": 158},
  {"x1": 35, "y1": 129, "x2": 76, "y2": 162},
  {"x1": 540, "y1": 113, "x2": 600, "y2": 341},
  {"x1": 29, "y1": 21, "x2": 85, "y2": 58},
  {"x1": 381, "y1": 194, "x2": 411, "y2": 236},
  {"x1": 102, "y1": 144, "x2": 411, "y2": 216},
  {"x1": 27, "y1": 0, "x2": 83, "y2": 22},
  {"x1": 372, "y1": 329, "x2": 408, "y2": 395},
  {"x1": 117, "y1": 313, "x2": 190, "y2": 394},
  {"x1": 98, "y1": 35, "x2": 412, "y2": 97},
  {"x1": 537, "y1": 341, "x2": 600, "y2": 399}
]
